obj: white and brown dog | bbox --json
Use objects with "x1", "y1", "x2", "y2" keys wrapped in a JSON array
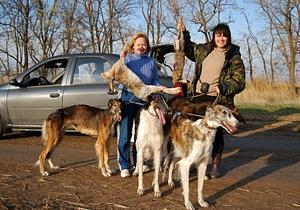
[
  {"x1": 166, "y1": 105, "x2": 239, "y2": 210},
  {"x1": 35, "y1": 99, "x2": 122, "y2": 177},
  {"x1": 133, "y1": 94, "x2": 169, "y2": 197},
  {"x1": 101, "y1": 57, "x2": 181, "y2": 99}
]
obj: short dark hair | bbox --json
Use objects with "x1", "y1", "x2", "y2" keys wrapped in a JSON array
[{"x1": 212, "y1": 23, "x2": 231, "y2": 48}]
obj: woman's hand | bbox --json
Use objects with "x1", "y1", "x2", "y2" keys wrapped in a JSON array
[{"x1": 215, "y1": 86, "x2": 220, "y2": 94}]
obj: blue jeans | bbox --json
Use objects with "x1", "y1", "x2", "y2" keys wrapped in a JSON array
[{"x1": 118, "y1": 102, "x2": 141, "y2": 170}]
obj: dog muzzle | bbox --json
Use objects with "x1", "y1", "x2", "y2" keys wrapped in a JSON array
[{"x1": 114, "y1": 113, "x2": 122, "y2": 122}]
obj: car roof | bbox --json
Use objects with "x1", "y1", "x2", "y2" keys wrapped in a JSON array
[{"x1": 43, "y1": 53, "x2": 120, "y2": 63}]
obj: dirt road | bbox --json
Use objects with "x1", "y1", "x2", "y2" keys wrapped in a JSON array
[{"x1": 0, "y1": 113, "x2": 300, "y2": 209}]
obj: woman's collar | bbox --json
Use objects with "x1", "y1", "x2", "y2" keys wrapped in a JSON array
[{"x1": 132, "y1": 53, "x2": 148, "y2": 58}]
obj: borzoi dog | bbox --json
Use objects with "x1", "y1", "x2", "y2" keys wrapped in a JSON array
[
  {"x1": 133, "y1": 94, "x2": 169, "y2": 197},
  {"x1": 101, "y1": 57, "x2": 181, "y2": 99},
  {"x1": 35, "y1": 99, "x2": 122, "y2": 177},
  {"x1": 167, "y1": 105, "x2": 239, "y2": 210}
]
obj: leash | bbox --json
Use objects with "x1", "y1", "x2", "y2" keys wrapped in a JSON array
[
  {"x1": 171, "y1": 111, "x2": 204, "y2": 120},
  {"x1": 211, "y1": 92, "x2": 220, "y2": 106},
  {"x1": 128, "y1": 96, "x2": 145, "y2": 106},
  {"x1": 171, "y1": 92, "x2": 221, "y2": 119}
]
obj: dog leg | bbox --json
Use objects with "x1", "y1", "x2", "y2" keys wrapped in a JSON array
[
  {"x1": 179, "y1": 160, "x2": 195, "y2": 210},
  {"x1": 38, "y1": 133, "x2": 59, "y2": 176},
  {"x1": 137, "y1": 149, "x2": 145, "y2": 196},
  {"x1": 104, "y1": 136, "x2": 114, "y2": 175},
  {"x1": 47, "y1": 159, "x2": 60, "y2": 170},
  {"x1": 197, "y1": 161, "x2": 209, "y2": 208},
  {"x1": 168, "y1": 160, "x2": 175, "y2": 187},
  {"x1": 95, "y1": 140, "x2": 111, "y2": 177},
  {"x1": 152, "y1": 150, "x2": 161, "y2": 197},
  {"x1": 46, "y1": 142, "x2": 62, "y2": 170}
]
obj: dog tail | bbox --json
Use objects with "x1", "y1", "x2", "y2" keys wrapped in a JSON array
[
  {"x1": 41, "y1": 121, "x2": 48, "y2": 145},
  {"x1": 41, "y1": 109, "x2": 64, "y2": 145},
  {"x1": 34, "y1": 160, "x2": 40, "y2": 167}
]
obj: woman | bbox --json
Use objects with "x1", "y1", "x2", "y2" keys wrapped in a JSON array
[
  {"x1": 156, "y1": 23, "x2": 245, "y2": 178},
  {"x1": 118, "y1": 32, "x2": 160, "y2": 178}
]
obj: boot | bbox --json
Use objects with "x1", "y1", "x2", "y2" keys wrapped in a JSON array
[{"x1": 209, "y1": 153, "x2": 222, "y2": 179}]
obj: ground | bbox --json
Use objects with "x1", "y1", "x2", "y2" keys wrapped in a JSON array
[{"x1": 0, "y1": 112, "x2": 299, "y2": 210}]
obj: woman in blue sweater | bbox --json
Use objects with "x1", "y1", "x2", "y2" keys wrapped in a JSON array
[{"x1": 118, "y1": 32, "x2": 160, "y2": 178}]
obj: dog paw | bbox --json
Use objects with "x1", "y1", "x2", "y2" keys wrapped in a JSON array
[
  {"x1": 102, "y1": 171, "x2": 112, "y2": 177},
  {"x1": 132, "y1": 169, "x2": 138, "y2": 176},
  {"x1": 154, "y1": 190, "x2": 161, "y2": 198},
  {"x1": 41, "y1": 171, "x2": 49, "y2": 176},
  {"x1": 168, "y1": 180, "x2": 175, "y2": 187},
  {"x1": 137, "y1": 188, "x2": 144, "y2": 196},
  {"x1": 198, "y1": 200, "x2": 209, "y2": 208},
  {"x1": 106, "y1": 168, "x2": 115, "y2": 174},
  {"x1": 185, "y1": 201, "x2": 195, "y2": 210},
  {"x1": 50, "y1": 165, "x2": 60, "y2": 170}
]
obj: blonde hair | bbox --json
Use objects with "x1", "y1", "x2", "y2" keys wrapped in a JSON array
[{"x1": 124, "y1": 32, "x2": 151, "y2": 54}]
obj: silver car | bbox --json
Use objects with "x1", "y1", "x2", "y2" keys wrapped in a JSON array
[{"x1": 0, "y1": 53, "x2": 173, "y2": 136}]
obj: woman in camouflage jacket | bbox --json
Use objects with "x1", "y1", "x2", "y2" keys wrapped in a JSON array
[{"x1": 155, "y1": 23, "x2": 245, "y2": 178}]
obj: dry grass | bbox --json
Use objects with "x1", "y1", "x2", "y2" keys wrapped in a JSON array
[{"x1": 235, "y1": 79, "x2": 300, "y2": 109}]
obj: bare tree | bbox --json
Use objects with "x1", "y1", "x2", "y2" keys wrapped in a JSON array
[
  {"x1": 257, "y1": 0, "x2": 299, "y2": 87},
  {"x1": 244, "y1": 34, "x2": 254, "y2": 82},
  {"x1": 0, "y1": 0, "x2": 31, "y2": 74},
  {"x1": 244, "y1": 14, "x2": 269, "y2": 83},
  {"x1": 30, "y1": 0, "x2": 60, "y2": 60},
  {"x1": 140, "y1": 0, "x2": 169, "y2": 45},
  {"x1": 58, "y1": 0, "x2": 79, "y2": 54},
  {"x1": 184, "y1": 0, "x2": 235, "y2": 42},
  {"x1": 79, "y1": 0, "x2": 134, "y2": 53}
]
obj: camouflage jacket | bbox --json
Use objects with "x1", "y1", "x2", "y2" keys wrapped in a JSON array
[{"x1": 153, "y1": 31, "x2": 246, "y2": 105}]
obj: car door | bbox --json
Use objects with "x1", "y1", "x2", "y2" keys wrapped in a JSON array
[
  {"x1": 62, "y1": 56, "x2": 117, "y2": 109},
  {"x1": 6, "y1": 58, "x2": 68, "y2": 127}
]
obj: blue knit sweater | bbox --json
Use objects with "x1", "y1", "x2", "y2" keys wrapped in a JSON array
[{"x1": 119, "y1": 53, "x2": 159, "y2": 102}]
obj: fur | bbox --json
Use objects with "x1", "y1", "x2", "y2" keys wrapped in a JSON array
[
  {"x1": 173, "y1": 17, "x2": 185, "y2": 85},
  {"x1": 35, "y1": 99, "x2": 122, "y2": 177},
  {"x1": 166, "y1": 105, "x2": 239, "y2": 210},
  {"x1": 101, "y1": 57, "x2": 181, "y2": 99},
  {"x1": 133, "y1": 94, "x2": 169, "y2": 197}
]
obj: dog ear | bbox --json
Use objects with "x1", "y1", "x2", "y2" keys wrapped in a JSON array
[
  {"x1": 231, "y1": 106, "x2": 246, "y2": 124},
  {"x1": 108, "y1": 99, "x2": 113, "y2": 108}
]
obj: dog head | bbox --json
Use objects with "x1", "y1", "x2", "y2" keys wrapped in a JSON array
[
  {"x1": 146, "y1": 93, "x2": 169, "y2": 124},
  {"x1": 108, "y1": 99, "x2": 122, "y2": 122},
  {"x1": 205, "y1": 105, "x2": 239, "y2": 134}
]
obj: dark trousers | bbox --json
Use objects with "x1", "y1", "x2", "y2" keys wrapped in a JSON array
[{"x1": 118, "y1": 102, "x2": 140, "y2": 170}]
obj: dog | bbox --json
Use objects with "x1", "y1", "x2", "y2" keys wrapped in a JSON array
[
  {"x1": 166, "y1": 105, "x2": 239, "y2": 210},
  {"x1": 101, "y1": 57, "x2": 181, "y2": 99},
  {"x1": 35, "y1": 99, "x2": 122, "y2": 177},
  {"x1": 132, "y1": 93, "x2": 169, "y2": 197}
]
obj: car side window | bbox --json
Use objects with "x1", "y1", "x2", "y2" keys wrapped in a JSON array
[
  {"x1": 22, "y1": 59, "x2": 68, "y2": 87},
  {"x1": 72, "y1": 57, "x2": 111, "y2": 84}
]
